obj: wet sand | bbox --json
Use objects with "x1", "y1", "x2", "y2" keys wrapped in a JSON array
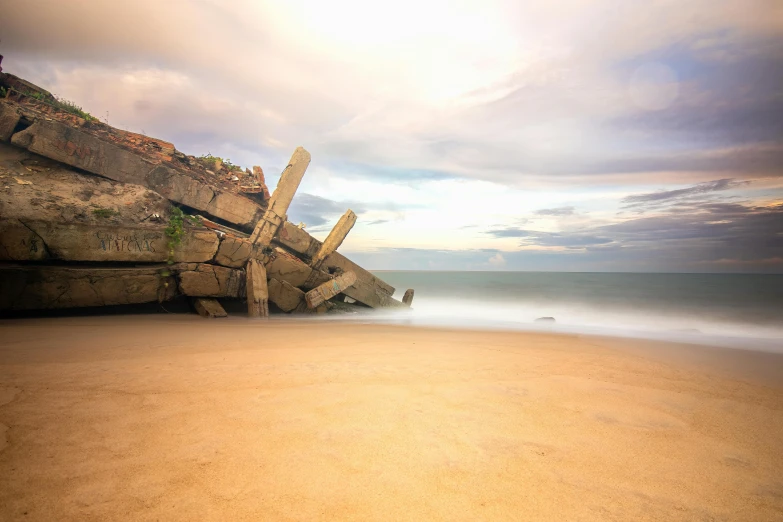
[{"x1": 0, "y1": 316, "x2": 782, "y2": 521}]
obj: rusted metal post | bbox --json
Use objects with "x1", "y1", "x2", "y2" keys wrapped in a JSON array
[
  {"x1": 246, "y1": 258, "x2": 269, "y2": 318},
  {"x1": 305, "y1": 271, "x2": 357, "y2": 309},
  {"x1": 249, "y1": 147, "x2": 310, "y2": 246},
  {"x1": 311, "y1": 209, "x2": 357, "y2": 269}
]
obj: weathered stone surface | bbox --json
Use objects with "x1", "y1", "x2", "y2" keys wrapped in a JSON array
[
  {"x1": 311, "y1": 209, "x2": 357, "y2": 268},
  {"x1": 276, "y1": 220, "x2": 321, "y2": 260},
  {"x1": 249, "y1": 147, "x2": 310, "y2": 246},
  {"x1": 144, "y1": 166, "x2": 263, "y2": 229},
  {"x1": 0, "y1": 265, "x2": 175, "y2": 310},
  {"x1": 402, "y1": 289, "x2": 414, "y2": 306},
  {"x1": 273, "y1": 220, "x2": 399, "y2": 308},
  {"x1": 193, "y1": 298, "x2": 228, "y2": 318},
  {"x1": 264, "y1": 247, "x2": 331, "y2": 289},
  {"x1": 0, "y1": 220, "x2": 49, "y2": 261},
  {"x1": 0, "y1": 142, "x2": 173, "y2": 226},
  {"x1": 9, "y1": 120, "x2": 264, "y2": 229},
  {"x1": 177, "y1": 264, "x2": 245, "y2": 298},
  {"x1": 214, "y1": 236, "x2": 253, "y2": 268},
  {"x1": 0, "y1": 103, "x2": 21, "y2": 141},
  {"x1": 12, "y1": 119, "x2": 155, "y2": 184},
  {"x1": 6, "y1": 221, "x2": 219, "y2": 263},
  {"x1": 267, "y1": 278, "x2": 305, "y2": 312},
  {"x1": 246, "y1": 259, "x2": 269, "y2": 318},
  {"x1": 305, "y1": 271, "x2": 357, "y2": 309},
  {"x1": 321, "y1": 251, "x2": 401, "y2": 308}
]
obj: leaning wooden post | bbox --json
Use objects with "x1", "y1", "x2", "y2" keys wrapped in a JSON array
[
  {"x1": 246, "y1": 258, "x2": 269, "y2": 318},
  {"x1": 249, "y1": 147, "x2": 311, "y2": 246},
  {"x1": 305, "y1": 271, "x2": 357, "y2": 309},
  {"x1": 402, "y1": 289, "x2": 414, "y2": 306},
  {"x1": 310, "y1": 209, "x2": 357, "y2": 269}
]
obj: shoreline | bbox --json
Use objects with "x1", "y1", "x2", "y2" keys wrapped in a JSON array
[{"x1": 1, "y1": 316, "x2": 782, "y2": 520}]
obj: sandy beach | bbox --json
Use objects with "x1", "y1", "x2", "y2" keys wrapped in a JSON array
[{"x1": 1, "y1": 316, "x2": 782, "y2": 521}]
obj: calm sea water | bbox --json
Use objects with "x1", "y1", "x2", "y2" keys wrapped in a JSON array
[{"x1": 359, "y1": 272, "x2": 783, "y2": 352}]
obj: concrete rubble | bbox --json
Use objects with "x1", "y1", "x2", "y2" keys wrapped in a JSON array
[{"x1": 0, "y1": 72, "x2": 409, "y2": 316}]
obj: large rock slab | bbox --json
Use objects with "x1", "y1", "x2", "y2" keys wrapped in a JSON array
[
  {"x1": 0, "y1": 265, "x2": 175, "y2": 310},
  {"x1": 192, "y1": 298, "x2": 228, "y2": 318},
  {"x1": 263, "y1": 247, "x2": 331, "y2": 289},
  {"x1": 267, "y1": 278, "x2": 306, "y2": 312},
  {"x1": 176, "y1": 263, "x2": 245, "y2": 298},
  {"x1": 0, "y1": 220, "x2": 49, "y2": 261},
  {"x1": 10, "y1": 119, "x2": 263, "y2": 229},
  {"x1": 0, "y1": 141, "x2": 172, "y2": 226},
  {"x1": 2, "y1": 221, "x2": 219, "y2": 263},
  {"x1": 214, "y1": 236, "x2": 253, "y2": 268}
]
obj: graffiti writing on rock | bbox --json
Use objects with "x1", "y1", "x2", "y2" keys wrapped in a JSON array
[{"x1": 95, "y1": 231, "x2": 160, "y2": 253}]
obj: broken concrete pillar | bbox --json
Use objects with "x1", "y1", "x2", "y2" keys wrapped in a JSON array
[
  {"x1": 305, "y1": 271, "x2": 357, "y2": 309},
  {"x1": 264, "y1": 246, "x2": 331, "y2": 289},
  {"x1": 402, "y1": 289, "x2": 414, "y2": 306},
  {"x1": 311, "y1": 209, "x2": 357, "y2": 269},
  {"x1": 193, "y1": 298, "x2": 228, "y2": 318},
  {"x1": 246, "y1": 258, "x2": 269, "y2": 318},
  {"x1": 249, "y1": 147, "x2": 310, "y2": 246}
]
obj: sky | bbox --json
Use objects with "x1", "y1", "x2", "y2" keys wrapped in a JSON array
[{"x1": 2, "y1": 0, "x2": 782, "y2": 272}]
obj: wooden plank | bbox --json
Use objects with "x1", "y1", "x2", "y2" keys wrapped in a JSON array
[
  {"x1": 249, "y1": 147, "x2": 310, "y2": 246},
  {"x1": 246, "y1": 258, "x2": 269, "y2": 318}
]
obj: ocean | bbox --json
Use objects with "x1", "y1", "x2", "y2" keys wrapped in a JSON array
[{"x1": 354, "y1": 272, "x2": 783, "y2": 352}]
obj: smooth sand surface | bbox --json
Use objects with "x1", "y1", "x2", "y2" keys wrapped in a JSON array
[{"x1": 1, "y1": 316, "x2": 782, "y2": 521}]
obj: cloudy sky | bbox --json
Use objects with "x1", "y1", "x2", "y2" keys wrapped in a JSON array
[{"x1": 3, "y1": 0, "x2": 782, "y2": 272}]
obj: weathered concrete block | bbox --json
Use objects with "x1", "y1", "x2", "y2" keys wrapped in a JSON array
[
  {"x1": 305, "y1": 271, "x2": 357, "y2": 308},
  {"x1": 276, "y1": 220, "x2": 321, "y2": 260},
  {"x1": 12, "y1": 221, "x2": 219, "y2": 263},
  {"x1": 264, "y1": 247, "x2": 330, "y2": 289},
  {"x1": 273, "y1": 221, "x2": 400, "y2": 308},
  {"x1": 267, "y1": 278, "x2": 305, "y2": 312},
  {"x1": 402, "y1": 289, "x2": 414, "y2": 306},
  {"x1": 0, "y1": 219, "x2": 49, "y2": 261},
  {"x1": 246, "y1": 258, "x2": 269, "y2": 318},
  {"x1": 176, "y1": 264, "x2": 245, "y2": 298},
  {"x1": 10, "y1": 120, "x2": 264, "y2": 230},
  {"x1": 214, "y1": 236, "x2": 253, "y2": 268},
  {"x1": 146, "y1": 166, "x2": 264, "y2": 230},
  {"x1": 193, "y1": 298, "x2": 228, "y2": 318},
  {"x1": 0, "y1": 265, "x2": 175, "y2": 310},
  {"x1": 12, "y1": 119, "x2": 155, "y2": 184},
  {"x1": 0, "y1": 103, "x2": 21, "y2": 142}
]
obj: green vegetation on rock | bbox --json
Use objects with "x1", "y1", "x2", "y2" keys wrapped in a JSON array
[{"x1": 92, "y1": 208, "x2": 118, "y2": 218}]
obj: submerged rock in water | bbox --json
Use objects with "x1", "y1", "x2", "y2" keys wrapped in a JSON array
[{"x1": 535, "y1": 317, "x2": 556, "y2": 323}]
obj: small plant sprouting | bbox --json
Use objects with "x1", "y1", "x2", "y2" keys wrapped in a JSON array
[
  {"x1": 0, "y1": 86, "x2": 7, "y2": 98},
  {"x1": 92, "y1": 207, "x2": 118, "y2": 218},
  {"x1": 198, "y1": 153, "x2": 244, "y2": 172},
  {"x1": 164, "y1": 207, "x2": 199, "y2": 264}
]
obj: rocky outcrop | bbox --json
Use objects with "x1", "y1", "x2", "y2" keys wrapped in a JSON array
[{"x1": 0, "y1": 72, "x2": 408, "y2": 316}]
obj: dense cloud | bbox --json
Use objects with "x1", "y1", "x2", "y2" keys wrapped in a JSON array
[{"x1": 2, "y1": 1, "x2": 781, "y2": 271}]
